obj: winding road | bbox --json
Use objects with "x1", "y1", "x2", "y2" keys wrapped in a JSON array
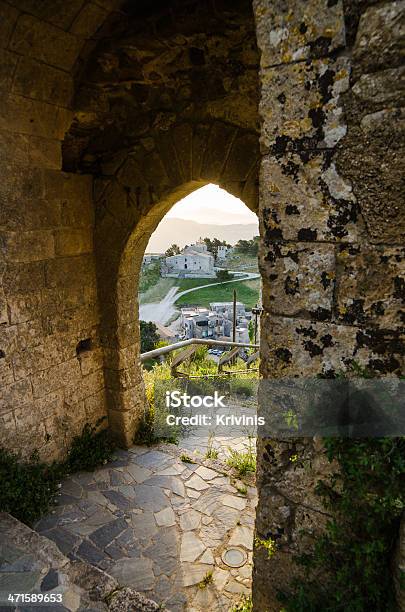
[{"x1": 139, "y1": 272, "x2": 259, "y2": 325}]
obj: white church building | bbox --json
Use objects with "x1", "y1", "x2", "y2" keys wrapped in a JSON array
[{"x1": 162, "y1": 240, "x2": 215, "y2": 278}]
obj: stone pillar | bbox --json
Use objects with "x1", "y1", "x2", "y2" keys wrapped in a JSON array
[{"x1": 253, "y1": 0, "x2": 404, "y2": 608}]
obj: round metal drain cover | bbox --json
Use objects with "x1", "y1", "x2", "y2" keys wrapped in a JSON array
[{"x1": 222, "y1": 547, "x2": 247, "y2": 568}]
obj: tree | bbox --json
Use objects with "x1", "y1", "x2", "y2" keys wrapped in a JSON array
[
  {"x1": 165, "y1": 244, "x2": 181, "y2": 257},
  {"x1": 140, "y1": 321, "x2": 160, "y2": 353},
  {"x1": 248, "y1": 319, "x2": 255, "y2": 344},
  {"x1": 235, "y1": 236, "x2": 259, "y2": 256},
  {"x1": 203, "y1": 237, "x2": 230, "y2": 258},
  {"x1": 216, "y1": 269, "x2": 233, "y2": 281}
]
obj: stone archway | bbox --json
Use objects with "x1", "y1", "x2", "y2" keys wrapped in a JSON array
[
  {"x1": 93, "y1": 121, "x2": 260, "y2": 445},
  {"x1": 1, "y1": 0, "x2": 403, "y2": 608}
]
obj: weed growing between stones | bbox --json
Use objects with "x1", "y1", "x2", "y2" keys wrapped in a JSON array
[
  {"x1": 255, "y1": 536, "x2": 276, "y2": 558},
  {"x1": 197, "y1": 570, "x2": 214, "y2": 589},
  {"x1": 66, "y1": 418, "x2": 116, "y2": 472},
  {"x1": 278, "y1": 437, "x2": 405, "y2": 611},
  {"x1": 205, "y1": 432, "x2": 219, "y2": 459},
  {"x1": 0, "y1": 418, "x2": 116, "y2": 526},
  {"x1": 180, "y1": 453, "x2": 195, "y2": 463},
  {"x1": 230, "y1": 595, "x2": 253, "y2": 611},
  {"x1": 226, "y1": 438, "x2": 256, "y2": 476}
]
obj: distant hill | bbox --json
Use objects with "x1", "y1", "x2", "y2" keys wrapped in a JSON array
[{"x1": 145, "y1": 218, "x2": 259, "y2": 253}]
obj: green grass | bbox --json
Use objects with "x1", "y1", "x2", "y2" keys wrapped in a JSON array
[
  {"x1": 139, "y1": 271, "x2": 219, "y2": 304},
  {"x1": 226, "y1": 440, "x2": 256, "y2": 476},
  {"x1": 176, "y1": 278, "x2": 260, "y2": 309}
]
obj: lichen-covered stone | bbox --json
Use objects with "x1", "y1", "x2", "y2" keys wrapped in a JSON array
[
  {"x1": 260, "y1": 152, "x2": 361, "y2": 243},
  {"x1": 260, "y1": 56, "x2": 350, "y2": 149},
  {"x1": 254, "y1": 0, "x2": 345, "y2": 66}
]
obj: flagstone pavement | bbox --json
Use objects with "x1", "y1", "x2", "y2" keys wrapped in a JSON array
[{"x1": 35, "y1": 440, "x2": 257, "y2": 611}]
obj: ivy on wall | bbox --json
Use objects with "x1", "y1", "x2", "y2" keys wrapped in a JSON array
[{"x1": 279, "y1": 436, "x2": 405, "y2": 611}]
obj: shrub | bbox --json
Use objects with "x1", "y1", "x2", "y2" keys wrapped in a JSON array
[
  {"x1": 0, "y1": 417, "x2": 116, "y2": 526},
  {"x1": 0, "y1": 449, "x2": 62, "y2": 526},
  {"x1": 278, "y1": 437, "x2": 405, "y2": 611},
  {"x1": 65, "y1": 418, "x2": 115, "y2": 472},
  {"x1": 140, "y1": 320, "x2": 160, "y2": 353}
]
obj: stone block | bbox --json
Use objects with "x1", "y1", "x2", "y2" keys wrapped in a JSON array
[
  {"x1": 43, "y1": 305, "x2": 99, "y2": 337},
  {"x1": 84, "y1": 390, "x2": 108, "y2": 422},
  {"x1": 192, "y1": 123, "x2": 211, "y2": 179},
  {"x1": 54, "y1": 229, "x2": 93, "y2": 256},
  {"x1": 253, "y1": 0, "x2": 344, "y2": 67},
  {"x1": 260, "y1": 57, "x2": 349, "y2": 150},
  {"x1": 261, "y1": 313, "x2": 404, "y2": 377},
  {"x1": 0, "y1": 287, "x2": 8, "y2": 324},
  {"x1": 172, "y1": 123, "x2": 193, "y2": 181},
  {"x1": 9, "y1": 0, "x2": 86, "y2": 30},
  {"x1": 0, "y1": 94, "x2": 72, "y2": 140},
  {"x1": 156, "y1": 132, "x2": 184, "y2": 187},
  {"x1": 335, "y1": 244, "x2": 404, "y2": 328},
  {"x1": 0, "y1": 410, "x2": 16, "y2": 438},
  {"x1": 260, "y1": 313, "x2": 359, "y2": 377},
  {"x1": 78, "y1": 347, "x2": 104, "y2": 377},
  {"x1": 12, "y1": 57, "x2": 74, "y2": 107},
  {"x1": 31, "y1": 358, "x2": 82, "y2": 398},
  {"x1": 45, "y1": 255, "x2": 96, "y2": 289},
  {"x1": 104, "y1": 365, "x2": 142, "y2": 392},
  {"x1": 353, "y1": 1, "x2": 405, "y2": 75},
  {"x1": 261, "y1": 242, "x2": 335, "y2": 317},
  {"x1": 2, "y1": 262, "x2": 45, "y2": 296},
  {"x1": 200, "y1": 123, "x2": 238, "y2": 182},
  {"x1": 12, "y1": 336, "x2": 63, "y2": 380},
  {"x1": 35, "y1": 389, "x2": 65, "y2": 420},
  {"x1": 1, "y1": 230, "x2": 55, "y2": 263},
  {"x1": 0, "y1": 2, "x2": 19, "y2": 48},
  {"x1": 16, "y1": 318, "x2": 43, "y2": 350},
  {"x1": 15, "y1": 416, "x2": 49, "y2": 450},
  {"x1": 0, "y1": 358, "x2": 14, "y2": 387},
  {"x1": 107, "y1": 403, "x2": 144, "y2": 447},
  {"x1": 336, "y1": 80, "x2": 404, "y2": 244},
  {"x1": 70, "y1": 3, "x2": 108, "y2": 38},
  {"x1": 65, "y1": 368, "x2": 105, "y2": 406},
  {"x1": 9, "y1": 14, "x2": 81, "y2": 71},
  {"x1": 0, "y1": 187, "x2": 62, "y2": 230},
  {"x1": 221, "y1": 131, "x2": 260, "y2": 182},
  {"x1": 0, "y1": 377, "x2": 33, "y2": 412},
  {"x1": 44, "y1": 171, "x2": 92, "y2": 203},
  {"x1": 8, "y1": 292, "x2": 42, "y2": 324},
  {"x1": 60, "y1": 202, "x2": 93, "y2": 233},
  {"x1": 352, "y1": 67, "x2": 405, "y2": 107},
  {"x1": 260, "y1": 152, "x2": 361, "y2": 243},
  {"x1": 0, "y1": 49, "x2": 18, "y2": 94}
]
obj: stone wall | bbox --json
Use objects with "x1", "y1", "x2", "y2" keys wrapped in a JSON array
[
  {"x1": 0, "y1": 0, "x2": 117, "y2": 459},
  {"x1": 0, "y1": 0, "x2": 403, "y2": 607},
  {"x1": 253, "y1": 0, "x2": 404, "y2": 609}
]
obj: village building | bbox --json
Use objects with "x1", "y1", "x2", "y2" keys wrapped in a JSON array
[{"x1": 162, "y1": 240, "x2": 215, "y2": 277}]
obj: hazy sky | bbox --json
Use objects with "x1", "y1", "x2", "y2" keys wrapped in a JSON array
[{"x1": 166, "y1": 184, "x2": 257, "y2": 225}]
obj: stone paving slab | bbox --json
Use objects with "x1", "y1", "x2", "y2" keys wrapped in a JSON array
[
  {"x1": 0, "y1": 513, "x2": 160, "y2": 612},
  {"x1": 32, "y1": 443, "x2": 256, "y2": 611}
]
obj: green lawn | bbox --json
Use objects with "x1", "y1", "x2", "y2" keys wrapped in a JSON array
[
  {"x1": 138, "y1": 274, "x2": 219, "y2": 304},
  {"x1": 175, "y1": 278, "x2": 260, "y2": 309}
]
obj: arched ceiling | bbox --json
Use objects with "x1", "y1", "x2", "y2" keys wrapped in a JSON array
[{"x1": 63, "y1": 0, "x2": 260, "y2": 173}]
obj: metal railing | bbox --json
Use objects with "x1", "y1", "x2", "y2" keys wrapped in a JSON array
[{"x1": 140, "y1": 338, "x2": 260, "y2": 362}]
